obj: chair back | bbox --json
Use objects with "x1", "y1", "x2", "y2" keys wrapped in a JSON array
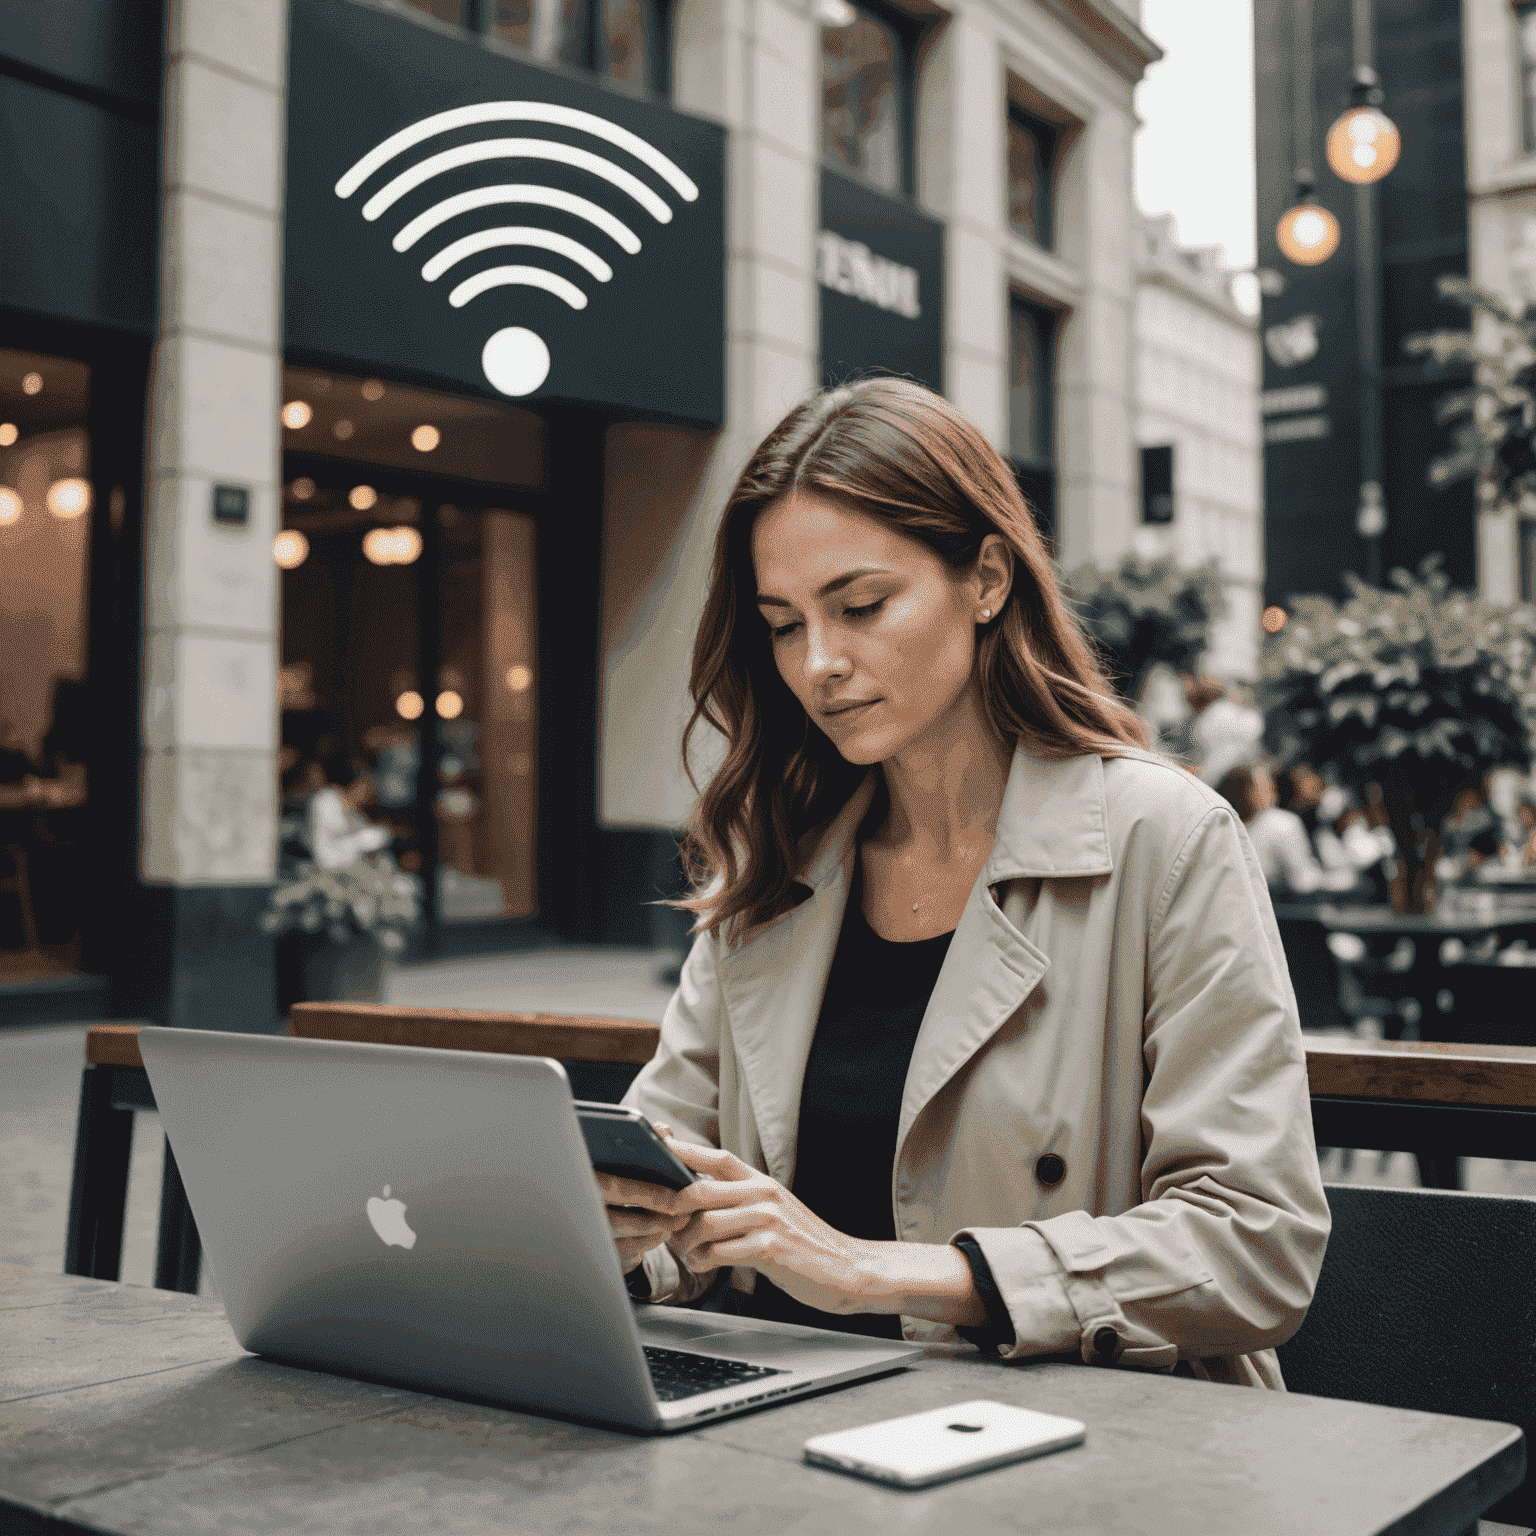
[
  {"x1": 287, "y1": 1001, "x2": 661, "y2": 1103},
  {"x1": 1277, "y1": 1183, "x2": 1536, "y2": 1527}
]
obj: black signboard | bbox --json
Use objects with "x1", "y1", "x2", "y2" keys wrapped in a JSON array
[
  {"x1": 286, "y1": 0, "x2": 726, "y2": 427},
  {"x1": 818, "y1": 167, "x2": 944, "y2": 393}
]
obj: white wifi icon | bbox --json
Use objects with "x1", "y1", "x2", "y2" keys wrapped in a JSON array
[{"x1": 335, "y1": 102, "x2": 699, "y2": 398}]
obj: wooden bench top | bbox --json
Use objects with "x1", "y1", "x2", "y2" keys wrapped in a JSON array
[{"x1": 83, "y1": 1020, "x2": 1536, "y2": 1110}]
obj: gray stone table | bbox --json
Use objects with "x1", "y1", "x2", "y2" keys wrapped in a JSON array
[{"x1": 1, "y1": 1265, "x2": 1523, "y2": 1536}]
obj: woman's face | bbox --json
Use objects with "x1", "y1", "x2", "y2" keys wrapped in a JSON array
[{"x1": 750, "y1": 492, "x2": 1007, "y2": 767}]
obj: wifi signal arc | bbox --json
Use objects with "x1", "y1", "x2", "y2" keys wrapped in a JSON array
[
  {"x1": 334, "y1": 101, "x2": 699, "y2": 205},
  {"x1": 392, "y1": 186, "x2": 641, "y2": 257}
]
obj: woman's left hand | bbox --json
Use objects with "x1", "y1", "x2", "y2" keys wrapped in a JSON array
[{"x1": 663, "y1": 1139, "x2": 884, "y2": 1315}]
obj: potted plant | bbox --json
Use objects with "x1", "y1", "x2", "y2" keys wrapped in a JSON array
[
  {"x1": 1068, "y1": 553, "x2": 1227, "y2": 706},
  {"x1": 1261, "y1": 557, "x2": 1536, "y2": 913},
  {"x1": 263, "y1": 849, "x2": 423, "y2": 1011}
]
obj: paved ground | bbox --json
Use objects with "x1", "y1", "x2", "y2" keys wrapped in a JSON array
[{"x1": 4, "y1": 950, "x2": 1533, "y2": 1295}]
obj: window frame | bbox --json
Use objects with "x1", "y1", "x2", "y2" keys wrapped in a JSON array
[
  {"x1": 1517, "y1": 0, "x2": 1536, "y2": 156},
  {"x1": 1007, "y1": 291, "x2": 1060, "y2": 542},
  {"x1": 409, "y1": 0, "x2": 673, "y2": 98},
  {"x1": 817, "y1": 0, "x2": 921, "y2": 200},
  {"x1": 1005, "y1": 103, "x2": 1059, "y2": 250}
]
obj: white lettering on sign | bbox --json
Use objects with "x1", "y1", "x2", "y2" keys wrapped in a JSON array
[
  {"x1": 817, "y1": 231, "x2": 921, "y2": 319},
  {"x1": 1261, "y1": 383, "x2": 1328, "y2": 416},
  {"x1": 1263, "y1": 413, "x2": 1330, "y2": 444}
]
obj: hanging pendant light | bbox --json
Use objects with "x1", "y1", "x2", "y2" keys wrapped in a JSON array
[
  {"x1": 1276, "y1": 173, "x2": 1341, "y2": 266},
  {"x1": 1325, "y1": 67, "x2": 1400, "y2": 186}
]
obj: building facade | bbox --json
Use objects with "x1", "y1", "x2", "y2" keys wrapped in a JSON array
[
  {"x1": 1132, "y1": 214, "x2": 1264, "y2": 681},
  {"x1": 1253, "y1": 0, "x2": 1479, "y2": 610},
  {"x1": 0, "y1": 0, "x2": 1164, "y2": 1026}
]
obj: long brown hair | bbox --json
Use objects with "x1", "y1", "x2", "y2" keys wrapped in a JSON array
[{"x1": 675, "y1": 378, "x2": 1148, "y2": 942}]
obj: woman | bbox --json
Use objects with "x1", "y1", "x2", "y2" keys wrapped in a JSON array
[
  {"x1": 601, "y1": 380, "x2": 1329, "y2": 1388},
  {"x1": 1217, "y1": 764, "x2": 1355, "y2": 899}
]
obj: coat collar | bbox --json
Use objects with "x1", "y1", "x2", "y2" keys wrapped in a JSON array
[{"x1": 716, "y1": 749, "x2": 1113, "y2": 1185}]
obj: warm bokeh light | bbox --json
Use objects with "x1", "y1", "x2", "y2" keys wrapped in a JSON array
[
  {"x1": 349, "y1": 484, "x2": 378, "y2": 511},
  {"x1": 436, "y1": 689, "x2": 464, "y2": 720},
  {"x1": 410, "y1": 424, "x2": 440, "y2": 452},
  {"x1": 281, "y1": 400, "x2": 312, "y2": 429},
  {"x1": 290, "y1": 476, "x2": 316, "y2": 500},
  {"x1": 1326, "y1": 107, "x2": 1401, "y2": 185},
  {"x1": 0, "y1": 423, "x2": 17, "y2": 447},
  {"x1": 1262, "y1": 605, "x2": 1289, "y2": 634},
  {"x1": 395, "y1": 690, "x2": 425, "y2": 720},
  {"x1": 361, "y1": 378, "x2": 386, "y2": 401},
  {"x1": 1276, "y1": 203, "x2": 1341, "y2": 266},
  {"x1": 21, "y1": 372, "x2": 42, "y2": 396},
  {"x1": 333, "y1": 418, "x2": 355, "y2": 440},
  {"x1": 0, "y1": 487, "x2": 21, "y2": 526},
  {"x1": 273, "y1": 529, "x2": 310, "y2": 569},
  {"x1": 362, "y1": 525, "x2": 424, "y2": 566},
  {"x1": 504, "y1": 664, "x2": 533, "y2": 693},
  {"x1": 46, "y1": 478, "x2": 90, "y2": 519}
]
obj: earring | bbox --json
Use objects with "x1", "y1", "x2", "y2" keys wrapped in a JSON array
[{"x1": 979, "y1": 608, "x2": 992, "y2": 621}]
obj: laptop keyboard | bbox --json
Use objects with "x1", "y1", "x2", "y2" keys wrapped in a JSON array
[{"x1": 642, "y1": 1345, "x2": 787, "y2": 1403}]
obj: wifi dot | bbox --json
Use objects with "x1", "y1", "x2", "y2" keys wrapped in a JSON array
[{"x1": 482, "y1": 327, "x2": 550, "y2": 397}]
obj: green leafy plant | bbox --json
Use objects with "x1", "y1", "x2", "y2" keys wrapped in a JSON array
[
  {"x1": 261, "y1": 852, "x2": 423, "y2": 952},
  {"x1": 1262, "y1": 557, "x2": 1536, "y2": 911},
  {"x1": 1068, "y1": 554, "x2": 1226, "y2": 704},
  {"x1": 1405, "y1": 275, "x2": 1536, "y2": 512}
]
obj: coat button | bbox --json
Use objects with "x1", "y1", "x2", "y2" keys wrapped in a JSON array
[
  {"x1": 1035, "y1": 1153, "x2": 1066, "y2": 1186},
  {"x1": 1093, "y1": 1327, "x2": 1118, "y2": 1360}
]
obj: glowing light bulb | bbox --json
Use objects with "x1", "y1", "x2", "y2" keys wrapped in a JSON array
[
  {"x1": 411, "y1": 424, "x2": 440, "y2": 452},
  {"x1": 504, "y1": 664, "x2": 532, "y2": 693},
  {"x1": 1276, "y1": 203, "x2": 1341, "y2": 266},
  {"x1": 361, "y1": 378, "x2": 386, "y2": 401},
  {"x1": 21, "y1": 373, "x2": 42, "y2": 396},
  {"x1": 1261, "y1": 606, "x2": 1288, "y2": 634},
  {"x1": 349, "y1": 484, "x2": 378, "y2": 511},
  {"x1": 274, "y1": 529, "x2": 309, "y2": 569},
  {"x1": 0, "y1": 487, "x2": 21, "y2": 525},
  {"x1": 281, "y1": 400, "x2": 312, "y2": 429},
  {"x1": 1325, "y1": 106, "x2": 1400, "y2": 185},
  {"x1": 290, "y1": 477, "x2": 316, "y2": 500},
  {"x1": 46, "y1": 478, "x2": 90, "y2": 519},
  {"x1": 436, "y1": 689, "x2": 464, "y2": 720},
  {"x1": 0, "y1": 423, "x2": 17, "y2": 447},
  {"x1": 396, "y1": 690, "x2": 425, "y2": 720}
]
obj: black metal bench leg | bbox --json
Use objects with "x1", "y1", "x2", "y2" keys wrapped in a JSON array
[
  {"x1": 63, "y1": 1065, "x2": 134, "y2": 1281},
  {"x1": 153, "y1": 1137, "x2": 202, "y2": 1293},
  {"x1": 1415, "y1": 1151, "x2": 1464, "y2": 1190}
]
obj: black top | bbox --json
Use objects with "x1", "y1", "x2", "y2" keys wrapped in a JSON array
[{"x1": 731, "y1": 876, "x2": 1013, "y2": 1349}]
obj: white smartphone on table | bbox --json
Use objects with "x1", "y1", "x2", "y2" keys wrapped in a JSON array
[{"x1": 803, "y1": 1400, "x2": 1086, "y2": 1489}]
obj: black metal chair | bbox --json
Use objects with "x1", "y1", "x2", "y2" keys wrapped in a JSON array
[{"x1": 1277, "y1": 1184, "x2": 1536, "y2": 1533}]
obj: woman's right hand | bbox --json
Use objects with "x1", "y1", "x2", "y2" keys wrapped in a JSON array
[{"x1": 594, "y1": 1122, "x2": 694, "y2": 1273}]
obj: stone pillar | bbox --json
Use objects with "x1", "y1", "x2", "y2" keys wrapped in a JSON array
[{"x1": 133, "y1": 0, "x2": 287, "y2": 1030}]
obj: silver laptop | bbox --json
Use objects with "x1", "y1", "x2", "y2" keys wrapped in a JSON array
[{"x1": 137, "y1": 1027, "x2": 920, "y2": 1433}]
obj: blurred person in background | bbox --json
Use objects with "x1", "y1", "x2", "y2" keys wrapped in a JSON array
[
  {"x1": 305, "y1": 755, "x2": 390, "y2": 872},
  {"x1": 1217, "y1": 763, "x2": 1356, "y2": 899}
]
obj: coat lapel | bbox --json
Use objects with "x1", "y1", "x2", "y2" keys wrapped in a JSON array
[
  {"x1": 716, "y1": 774, "x2": 876, "y2": 1185},
  {"x1": 895, "y1": 750, "x2": 1114, "y2": 1166}
]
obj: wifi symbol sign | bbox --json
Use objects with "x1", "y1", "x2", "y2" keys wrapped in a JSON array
[{"x1": 335, "y1": 102, "x2": 700, "y2": 398}]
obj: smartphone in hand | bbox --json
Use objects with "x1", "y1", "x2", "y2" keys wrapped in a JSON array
[
  {"x1": 574, "y1": 1101, "x2": 698, "y2": 1192},
  {"x1": 804, "y1": 1400, "x2": 1086, "y2": 1488}
]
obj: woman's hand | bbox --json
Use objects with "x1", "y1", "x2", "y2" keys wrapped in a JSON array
[
  {"x1": 662, "y1": 1140, "x2": 890, "y2": 1315},
  {"x1": 593, "y1": 1121, "x2": 696, "y2": 1274}
]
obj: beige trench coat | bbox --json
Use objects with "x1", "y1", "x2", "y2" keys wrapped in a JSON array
[{"x1": 623, "y1": 747, "x2": 1331, "y2": 1388}]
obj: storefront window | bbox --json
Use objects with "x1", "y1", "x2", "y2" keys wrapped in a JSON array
[
  {"x1": 821, "y1": 3, "x2": 906, "y2": 194},
  {"x1": 406, "y1": 0, "x2": 466, "y2": 22},
  {"x1": 279, "y1": 367, "x2": 543, "y2": 927},
  {"x1": 489, "y1": 0, "x2": 663, "y2": 92},
  {"x1": 1520, "y1": 2, "x2": 1536, "y2": 154},
  {"x1": 1008, "y1": 295, "x2": 1058, "y2": 540},
  {"x1": 0, "y1": 349, "x2": 93, "y2": 978},
  {"x1": 1007, "y1": 107, "x2": 1057, "y2": 248}
]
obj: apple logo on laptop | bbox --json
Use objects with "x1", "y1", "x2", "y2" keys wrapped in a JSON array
[{"x1": 366, "y1": 1185, "x2": 417, "y2": 1249}]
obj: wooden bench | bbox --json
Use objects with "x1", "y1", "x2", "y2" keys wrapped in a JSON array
[{"x1": 64, "y1": 1023, "x2": 1536, "y2": 1293}]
